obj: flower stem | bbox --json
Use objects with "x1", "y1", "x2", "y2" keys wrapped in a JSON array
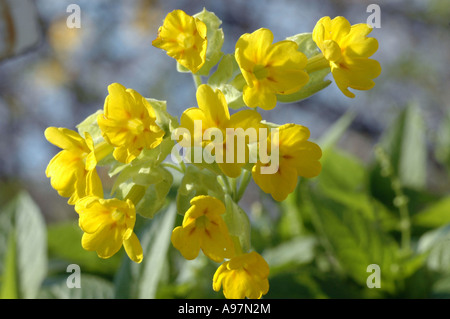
[
  {"x1": 161, "y1": 162, "x2": 184, "y2": 174},
  {"x1": 235, "y1": 169, "x2": 252, "y2": 203},
  {"x1": 125, "y1": 184, "x2": 146, "y2": 206},
  {"x1": 305, "y1": 53, "x2": 330, "y2": 74},
  {"x1": 192, "y1": 74, "x2": 203, "y2": 89},
  {"x1": 218, "y1": 174, "x2": 233, "y2": 196},
  {"x1": 375, "y1": 146, "x2": 411, "y2": 254},
  {"x1": 94, "y1": 141, "x2": 114, "y2": 162}
]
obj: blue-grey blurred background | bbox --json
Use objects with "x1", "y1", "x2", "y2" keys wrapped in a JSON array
[{"x1": 0, "y1": 0, "x2": 449, "y2": 223}]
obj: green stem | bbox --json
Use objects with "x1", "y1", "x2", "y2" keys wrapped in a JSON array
[
  {"x1": 392, "y1": 178, "x2": 411, "y2": 253},
  {"x1": 94, "y1": 141, "x2": 114, "y2": 162},
  {"x1": 192, "y1": 74, "x2": 203, "y2": 89},
  {"x1": 230, "y1": 177, "x2": 237, "y2": 201},
  {"x1": 161, "y1": 162, "x2": 184, "y2": 174},
  {"x1": 218, "y1": 174, "x2": 233, "y2": 196},
  {"x1": 299, "y1": 181, "x2": 345, "y2": 276},
  {"x1": 125, "y1": 184, "x2": 146, "y2": 206},
  {"x1": 235, "y1": 169, "x2": 252, "y2": 203},
  {"x1": 375, "y1": 146, "x2": 411, "y2": 254},
  {"x1": 305, "y1": 53, "x2": 330, "y2": 74},
  {"x1": 171, "y1": 147, "x2": 187, "y2": 173}
]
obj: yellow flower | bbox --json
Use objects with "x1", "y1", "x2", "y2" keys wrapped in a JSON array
[
  {"x1": 235, "y1": 28, "x2": 309, "y2": 110},
  {"x1": 178, "y1": 84, "x2": 263, "y2": 178},
  {"x1": 252, "y1": 124, "x2": 322, "y2": 201},
  {"x1": 152, "y1": 9, "x2": 207, "y2": 73},
  {"x1": 213, "y1": 251, "x2": 269, "y2": 299},
  {"x1": 45, "y1": 127, "x2": 103, "y2": 205},
  {"x1": 97, "y1": 83, "x2": 164, "y2": 164},
  {"x1": 74, "y1": 196, "x2": 143, "y2": 263},
  {"x1": 311, "y1": 16, "x2": 381, "y2": 98},
  {"x1": 171, "y1": 195, "x2": 234, "y2": 263}
]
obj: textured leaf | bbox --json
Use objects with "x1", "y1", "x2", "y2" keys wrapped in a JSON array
[
  {"x1": 0, "y1": 192, "x2": 47, "y2": 299},
  {"x1": 114, "y1": 204, "x2": 177, "y2": 298},
  {"x1": 413, "y1": 197, "x2": 450, "y2": 229}
]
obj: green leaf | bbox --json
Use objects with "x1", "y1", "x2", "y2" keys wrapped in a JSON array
[
  {"x1": 176, "y1": 164, "x2": 225, "y2": 215},
  {"x1": 315, "y1": 148, "x2": 381, "y2": 222},
  {"x1": 379, "y1": 103, "x2": 427, "y2": 190},
  {"x1": 307, "y1": 190, "x2": 401, "y2": 294},
  {"x1": 114, "y1": 204, "x2": 177, "y2": 298},
  {"x1": 412, "y1": 197, "x2": 450, "y2": 229},
  {"x1": 223, "y1": 194, "x2": 251, "y2": 253},
  {"x1": 417, "y1": 224, "x2": 450, "y2": 275},
  {"x1": 0, "y1": 231, "x2": 18, "y2": 298},
  {"x1": 435, "y1": 111, "x2": 450, "y2": 174},
  {"x1": 431, "y1": 275, "x2": 450, "y2": 298},
  {"x1": 262, "y1": 236, "x2": 317, "y2": 275},
  {"x1": 318, "y1": 111, "x2": 356, "y2": 151},
  {"x1": 47, "y1": 221, "x2": 121, "y2": 276},
  {"x1": 0, "y1": 192, "x2": 47, "y2": 299}
]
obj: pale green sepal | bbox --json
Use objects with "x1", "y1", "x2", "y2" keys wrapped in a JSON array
[
  {"x1": 222, "y1": 194, "x2": 251, "y2": 254},
  {"x1": 176, "y1": 164, "x2": 225, "y2": 216},
  {"x1": 208, "y1": 54, "x2": 245, "y2": 109},
  {"x1": 194, "y1": 8, "x2": 225, "y2": 76}
]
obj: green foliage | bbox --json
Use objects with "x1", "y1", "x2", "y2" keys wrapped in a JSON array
[
  {"x1": 114, "y1": 204, "x2": 176, "y2": 298},
  {"x1": 0, "y1": 192, "x2": 47, "y2": 299},
  {"x1": 223, "y1": 194, "x2": 251, "y2": 253}
]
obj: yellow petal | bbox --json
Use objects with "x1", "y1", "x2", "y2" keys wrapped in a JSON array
[
  {"x1": 46, "y1": 151, "x2": 84, "y2": 199},
  {"x1": 201, "y1": 221, "x2": 235, "y2": 263},
  {"x1": 152, "y1": 10, "x2": 207, "y2": 73},
  {"x1": 104, "y1": 83, "x2": 134, "y2": 119},
  {"x1": 81, "y1": 225, "x2": 123, "y2": 259},
  {"x1": 123, "y1": 232, "x2": 143, "y2": 263},
  {"x1": 243, "y1": 82, "x2": 277, "y2": 110},
  {"x1": 235, "y1": 28, "x2": 273, "y2": 65},
  {"x1": 252, "y1": 159, "x2": 298, "y2": 201},
  {"x1": 44, "y1": 127, "x2": 86, "y2": 152},
  {"x1": 171, "y1": 226, "x2": 201, "y2": 260},
  {"x1": 329, "y1": 16, "x2": 351, "y2": 43},
  {"x1": 322, "y1": 39, "x2": 342, "y2": 62},
  {"x1": 196, "y1": 84, "x2": 230, "y2": 128}
]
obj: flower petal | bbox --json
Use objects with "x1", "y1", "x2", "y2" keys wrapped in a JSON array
[{"x1": 123, "y1": 232, "x2": 143, "y2": 263}]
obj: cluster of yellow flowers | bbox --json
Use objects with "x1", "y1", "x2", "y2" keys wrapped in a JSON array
[{"x1": 45, "y1": 9, "x2": 380, "y2": 299}]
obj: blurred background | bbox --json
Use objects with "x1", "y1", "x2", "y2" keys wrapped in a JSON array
[{"x1": 0, "y1": 0, "x2": 449, "y2": 299}]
